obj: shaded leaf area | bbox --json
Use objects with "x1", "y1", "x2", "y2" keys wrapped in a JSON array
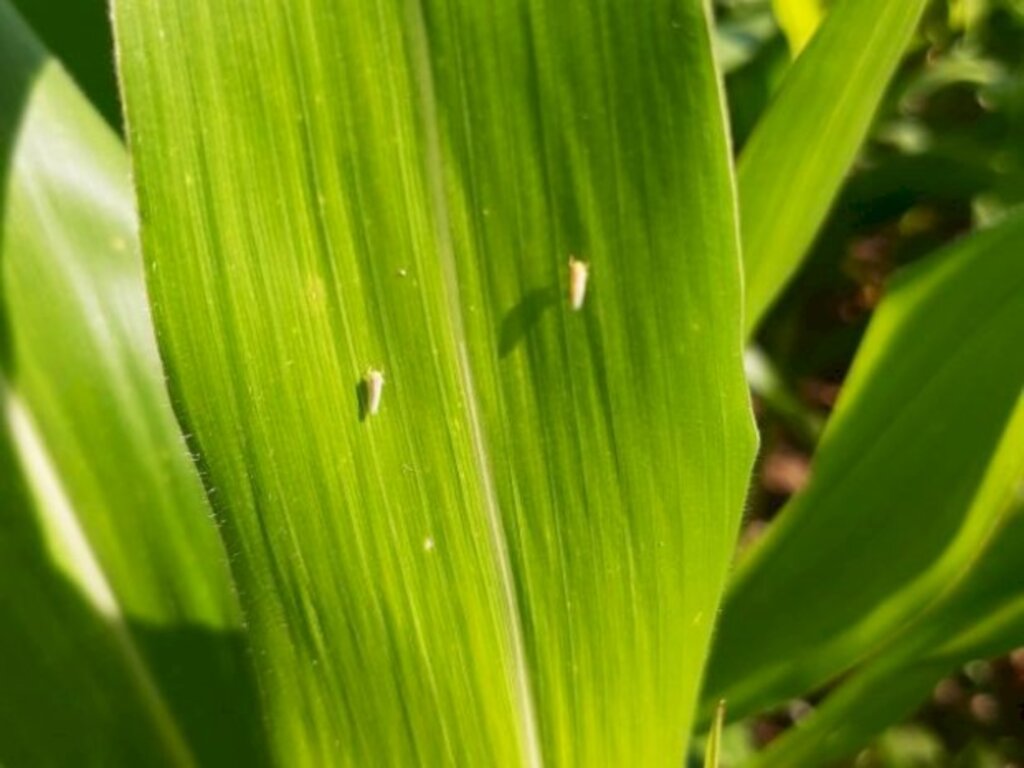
[
  {"x1": 705, "y1": 212, "x2": 1024, "y2": 720},
  {"x1": 749, "y1": 398, "x2": 1024, "y2": 766},
  {"x1": 0, "y1": 2, "x2": 265, "y2": 763},
  {"x1": 0, "y1": 424, "x2": 179, "y2": 767},
  {"x1": 740, "y1": 0, "x2": 928, "y2": 333},
  {"x1": 114, "y1": 0, "x2": 756, "y2": 764},
  {"x1": 10, "y1": 0, "x2": 121, "y2": 130}
]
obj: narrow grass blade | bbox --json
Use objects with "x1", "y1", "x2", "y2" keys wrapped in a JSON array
[
  {"x1": 741, "y1": 0, "x2": 927, "y2": 333},
  {"x1": 703, "y1": 700, "x2": 726, "y2": 768},
  {"x1": 705, "y1": 213, "x2": 1024, "y2": 719},
  {"x1": 113, "y1": 0, "x2": 757, "y2": 763},
  {"x1": 0, "y1": 2, "x2": 262, "y2": 762}
]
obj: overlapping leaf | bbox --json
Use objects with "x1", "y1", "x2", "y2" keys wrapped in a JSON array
[
  {"x1": 705, "y1": 212, "x2": 1024, "y2": 719},
  {"x1": 750, "y1": 398, "x2": 1024, "y2": 766}
]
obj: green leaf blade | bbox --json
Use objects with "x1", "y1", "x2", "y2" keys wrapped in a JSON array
[
  {"x1": 749, "y1": 398, "x2": 1024, "y2": 767},
  {"x1": 113, "y1": 0, "x2": 756, "y2": 764},
  {"x1": 706, "y1": 213, "x2": 1024, "y2": 719},
  {"x1": 741, "y1": 0, "x2": 927, "y2": 333},
  {"x1": 703, "y1": 699, "x2": 726, "y2": 768}
]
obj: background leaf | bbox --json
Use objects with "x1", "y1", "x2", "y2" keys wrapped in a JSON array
[
  {"x1": 113, "y1": 0, "x2": 757, "y2": 764},
  {"x1": 747, "y1": 397, "x2": 1024, "y2": 766},
  {"x1": 0, "y1": 2, "x2": 262, "y2": 763},
  {"x1": 704, "y1": 212, "x2": 1024, "y2": 720},
  {"x1": 741, "y1": 0, "x2": 928, "y2": 333},
  {"x1": 0, "y1": 416, "x2": 186, "y2": 767}
]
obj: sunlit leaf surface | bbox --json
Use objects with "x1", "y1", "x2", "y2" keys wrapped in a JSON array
[{"x1": 113, "y1": 0, "x2": 757, "y2": 763}]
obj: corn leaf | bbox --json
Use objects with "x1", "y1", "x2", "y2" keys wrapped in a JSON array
[
  {"x1": 113, "y1": 0, "x2": 757, "y2": 764},
  {"x1": 749, "y1": 398, "x2": 1024, "y2": 766},
  {"x1": 0, "y1": 3, "x2": 262, "y2": 763},
  {"x1": 741, "y1": 0, "x2": 927, "y2": 333},
  {"x1": 705, "y1": 213, "x2": 1024, "y2": 719}
]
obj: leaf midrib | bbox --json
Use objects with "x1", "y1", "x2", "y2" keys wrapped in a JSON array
[{"x1": 403, "y1": 1, "x2": 542, "y2": 764}]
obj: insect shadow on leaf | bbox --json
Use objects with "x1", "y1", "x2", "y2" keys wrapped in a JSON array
[{"x1": 498, "y1": 285, "x2": 559, "y2": 358}]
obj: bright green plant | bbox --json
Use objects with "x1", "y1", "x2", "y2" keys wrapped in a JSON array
[{"x1": 0, "y1": 0, "x2": 1021, "y2": 766}]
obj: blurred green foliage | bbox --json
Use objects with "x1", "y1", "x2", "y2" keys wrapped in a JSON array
[
  {"x1": 713, "y1": 0, "x2": 1024, "y2": 764},
  {"x1": 718, "y1": 0, "x2": 1024, "y2": 381}
]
